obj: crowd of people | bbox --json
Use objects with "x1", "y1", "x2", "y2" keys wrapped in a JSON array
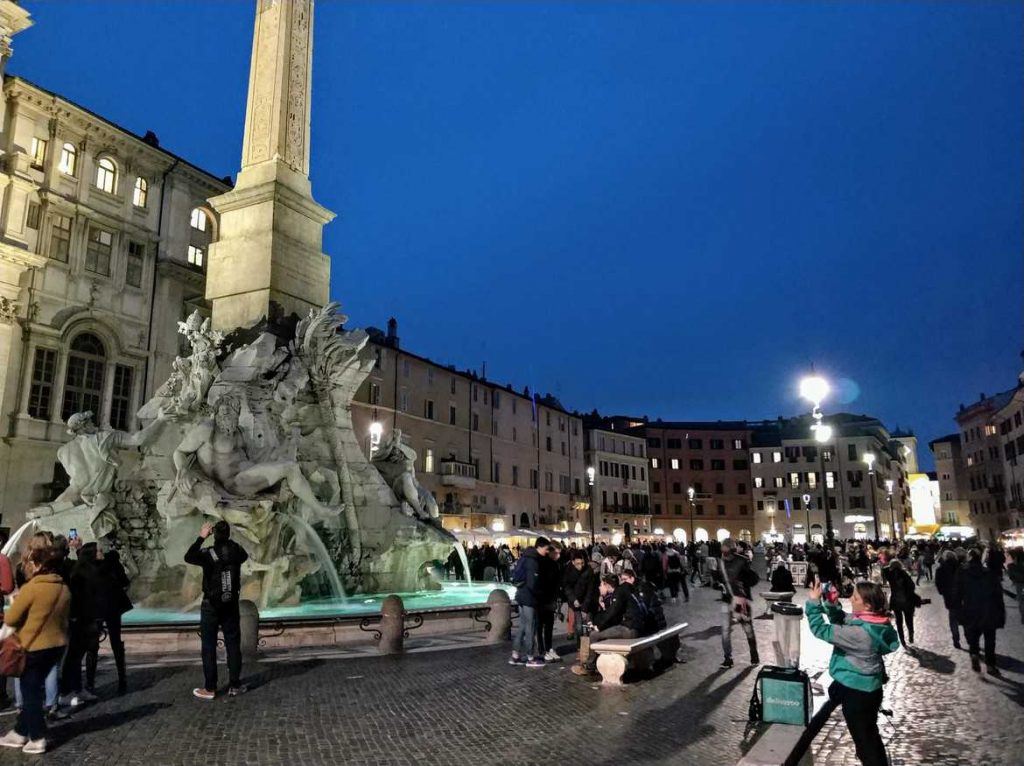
[{"x1": 0, "y1": 531, "x2": 132, "y2": 755}]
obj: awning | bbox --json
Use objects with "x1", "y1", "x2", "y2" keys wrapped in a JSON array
[{"x1": 906, "y1": 523, "x2": 940, "y2": 536}]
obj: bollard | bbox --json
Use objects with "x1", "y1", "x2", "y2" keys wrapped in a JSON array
[
  {"x1": 378, "y1": 594, "x2": 405, "y2": 654},
  {"x1": 239, "y1": 599, "x2": 260, "y2": 660},
  {"x1": 771, "y1": 601, "x2": 804, "y2": 668},
  {"x1": 484, "y1": 589, "x2": 512, "y2": 643}
]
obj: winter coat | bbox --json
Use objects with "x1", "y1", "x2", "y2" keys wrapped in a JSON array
[
  {"x1": 512, "y1": 547, "x2": 544, "y2": 608},
  {"x1": 593, "y1": 582, "x2": 643, "y2": 633},
  {"x1": 805, "y1": 600, "x2": 900, "y2": 692},
  {"x1": 535, "y1": 554, "x2": 560, "y2": 609},
  {"x1": 717, "y1": 553, "x2": 758, "y2": 600},
  {"x1": 886, "y1": 568, "x2": 917, "y2": 611},
  {"x1": 955, "y1": 560, "x2": 1006, "y2": 631},
  {"x1": 572, "y1": 564, "x2": 600, "y2": 614},
  {"x1": 935, "y1": 560, "x2": 960, "y2": 610}
]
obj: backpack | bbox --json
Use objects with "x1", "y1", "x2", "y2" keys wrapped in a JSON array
[
  {"x1": 510, "y1": 556, "x2": 528, "y2": 587},
  {"x1": 207, "y1": 546, "x2": 238, "y2": 604},
  {"x1": 666, "y1": 553, "x2": 682, "y2": 572},
  {"x1": 748, "y1": 666, "x2": 812, "y2": 725}
]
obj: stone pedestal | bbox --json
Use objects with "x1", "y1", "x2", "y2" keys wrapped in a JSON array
[
  {"x1": 485, "y1": 589, "x2": 512, "y2": 643},
  {"x1": 378, "y1": 594, "x2": 405, "y2": 654},
  {"x1": 239, "y1": 599, "x2": 260, "y2": 659}
]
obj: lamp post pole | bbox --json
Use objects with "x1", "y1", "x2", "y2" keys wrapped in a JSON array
[
  {"x1": 587, "y1": 466, "x2": 596, "y2": 547},
  {"x1": 864, "y1": 452, "x2": 880, "y2": 541},
  {"x1": 800, "y1": 373, "x2": 834, "y2": 547},
  {"x1": 886, "y1": 479, "x2": 896, "y2": 541},
  {"x1": 687, "y1": 486, "x2": 696, "y2": 543}
]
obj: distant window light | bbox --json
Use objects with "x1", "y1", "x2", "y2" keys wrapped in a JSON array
[
  {"x1": 132, "y1": 176, "x2": 148, "y2": 208},
  {"x1": 30, "y1": 137, "x2": 47, "y2": 169},
  {"x1": 187, "y1": 245, "x2": 205, "y2": 269},
  {"x1": 190, "y1": 207, "x2": 208, "y2": 231},
  {"x1": 95, "y1": 157, "x2": 117, "y2": 194},
  {"x1": 59, "y1": 142, "x2": 77, "y2": 176}
]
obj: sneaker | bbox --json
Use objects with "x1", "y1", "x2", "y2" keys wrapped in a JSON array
[
  {"x1": 192, "y1": 688, "x2": 216, "y2": 701},
  {"x1": 21, "y1": 739, "x2": 46, "y2": 755},
  {"x1": 525, "y1": 657, "x2": 547, "y2": 668},
  {"x1": 58, "y1": 694, "x2": 83, "y2": 709},
  {"x1": 227, "y1": 685, "x2": 248, "y2": 697},
  {"x1": 77, "y1": 689, "x2": 98, "y2": 703},
  {"x1": 45, "y1": 706, "x2": 69, "y2": 722},
  {"x1": 970, "y1": 654, "x2": 981, "y2": 672},
  {"x1": 720, "y1": 658, "x2": 734, "y2": 669},
  {"x1": 507, "y1": 654, "x2": 526, "y2": 666},
  {"x1": 544, "y1": 650, "x2": 561, "y2": 663},
  {"x1": 750, "y1": 655, "x2": 760, "y2": 666},
  {"x1": 0, "y1": 731, "x2": 27, "y2": 749}
]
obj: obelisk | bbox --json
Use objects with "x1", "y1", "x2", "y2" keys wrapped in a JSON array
[{"x1": 205, "y1": 0, "x2": 335, "y2": 331}]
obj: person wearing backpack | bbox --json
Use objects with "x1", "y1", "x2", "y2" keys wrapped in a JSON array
[
  {"x1": 185, "y1": 520, "x2": 249, "y2": 699},
  {"x1": 802, "y1": 578, "x2": 899, "y2": 766},
  {"x1": 571, "y1": 572, "x2": 644, "y2": 677},
  {"x1": 713, "y1": 538, "x2": 760, "y2": 669},
  {"x1": 663, "y1": 546, "x2": 688, "y2": 603},
  {"x1": 509, "y1": 537, "x2": 551, "y2": 668}
]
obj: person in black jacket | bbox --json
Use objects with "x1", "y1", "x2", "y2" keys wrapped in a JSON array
[
  {"x1": 884, "y1": 559, "x2": 917, "y2": 648},
  {"x1": 934, "y1": 550, "x2": 962, "y2": 649},
  {"x1": 86, "y1": 544, "x2": 132, "y2": 695},
  {"x1": 59, "y1": 542, "x2": 101, "y2": 707},
  {"x1": 185, "y1": 520, "x2": 249, "y2": 699},
  {"x1": 955, "y1": 548, "x2": 1006, "y2": 674},
  {"x1": 572, "y1": 573, "x2": 643, "y2": 676},
  {"x1": 713, "y1": 539, "x2": 760, "y2": 669},
  {"x1": 509, "y1": 537, "x2": 551, "y2": 667},
  {"x1": 535, "y1": 544, "x2": 562, "y2": 663}
]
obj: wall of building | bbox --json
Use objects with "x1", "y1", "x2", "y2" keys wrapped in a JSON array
[{"x1": 585, "y1": 426, "x2": 651, "y2": 539}]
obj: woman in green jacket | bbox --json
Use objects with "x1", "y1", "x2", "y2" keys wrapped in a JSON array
[{"x1": 805, "y1": 578, "x2": 900, "y2": 766}]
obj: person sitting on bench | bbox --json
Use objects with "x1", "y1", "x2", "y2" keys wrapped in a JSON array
[{"x1": 572, "y1": 571, "x2": 644, "y2": 677}]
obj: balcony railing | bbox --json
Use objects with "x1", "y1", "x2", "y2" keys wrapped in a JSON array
[{"x1": 440, "y1": 459, "x2": 477, "y2": 488}]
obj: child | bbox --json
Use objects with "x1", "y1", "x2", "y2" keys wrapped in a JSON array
[{"x1": 805, "y1": 578, "x2": 899, "y2": 766}]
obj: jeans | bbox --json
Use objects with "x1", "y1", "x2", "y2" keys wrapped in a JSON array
[
  {"x1": 583, "y1": 625, "x2": 637, "y2": 671},
  {"x1": 200, "y1": 599, "x2": 242, "y2": 691},
  {"x1": 513, "y1": 604, "x2": 537, "y2": 658},
  {"x1": 946, "y1": 609, "x2": 962, "y2": 647},
  {"x1": 830, "y1": 681, "x2": 888, "y2": 766},
  {"x1": 14, "y1": 664, "x2": 59, "y2": 709},
  {"x1": 721, "y1": 601, "x2": 756, "y2": 660},
  {"x1": 16, "y1": 647, "x2": 64, "y2": 741},
  {"x1": 964, "y1": 625, "x2": 997, "y2": 665},
  {"x1": 535, "y1": 606, "x2": 555, "y2": 656},
  {"x1": 916, "y1": 564, "x2": 932, "y2": 584}
]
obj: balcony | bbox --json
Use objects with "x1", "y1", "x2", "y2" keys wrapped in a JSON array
[{"x1": 440, "y1": 459, "x2": 477, "y2": 489}]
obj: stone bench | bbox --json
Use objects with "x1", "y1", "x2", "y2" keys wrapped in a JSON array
[
  {"x1": 760, "y1": 591, "x2": 796, "y2": 616},
  {"x1": 590, "y1": 622, "x2": 688, "y2": 686}
]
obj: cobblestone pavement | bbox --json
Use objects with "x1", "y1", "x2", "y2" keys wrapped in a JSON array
[
  {"x1": 807, "y1": 579, "x2": 1024, "y2": 766},
  {"x1": 0, "y1": 580, "x2": 1018, "y2": 765}
]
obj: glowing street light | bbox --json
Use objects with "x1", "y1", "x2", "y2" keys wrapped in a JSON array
[
  {"x1": 369, "y1": 421, "x2": 383, "y2": 456},
  {"x1": 885, "y1": 478, "x2": 897, "y2": 540},
  {"x1": 687, "y1": 486, "x2": 696, "y2": 541},
  {"x1": 586, "y1": 465, "x2": 596, "y2": 547},
  {"x1": 800, "y1": 372, "x2": 834, "y2": 546}
]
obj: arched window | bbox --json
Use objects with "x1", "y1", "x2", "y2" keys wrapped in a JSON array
[
  {"x1": 694, "y1": 527, "x2": 709, "y2": 543},
  {"x1": 95, "y1": 157, "x2": 117, "y2": 194},
  {"x1": 59, "y1": 142, "x2": 77, "y2": 176},
  {"x1": 716, "y1": 528, "x2": 731, "y2": 542},
  {"x1": 187, "y1": 207, "x2": 212, "y2": 270},
  {"x1": 61, "y1": 333, "x2": 106, "y2": 422},
  {"x1": 132, "y1": 176, "x2": 148, "y2": 208}
]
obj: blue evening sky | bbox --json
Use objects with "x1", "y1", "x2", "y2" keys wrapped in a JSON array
[{"x1": 12, "y1": 1, "x2": 1023, "y2": 467}]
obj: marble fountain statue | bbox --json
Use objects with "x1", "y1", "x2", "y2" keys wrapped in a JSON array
[{"x1": 6, "y1": 305, "x2": 460, "y2": 618}]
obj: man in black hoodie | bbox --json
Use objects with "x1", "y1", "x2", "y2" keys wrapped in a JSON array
[
  {"x1": 185, "y1": 520, "x2": 249, "y2": 699},
  {"x1": 510, "y1": 537, "x2": 551, "y2": 667},
  {"x1": 572, "y1": 573, "x2": 644, "y2": 676}
]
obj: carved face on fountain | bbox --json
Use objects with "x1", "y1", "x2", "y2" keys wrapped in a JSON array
[{"x1": 213, "y1": 394, "x2": 242, "y2": 435}]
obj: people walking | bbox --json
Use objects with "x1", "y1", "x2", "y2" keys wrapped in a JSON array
[
  {"x1": 916, "y1": 546, "x2": 934, "y2": 585},
  {"x1": 954, "y1": 548, "x2": 1006, "y2": 675},
  {"x1": 1007, "y1": 550, "x2": 1024, "y2": 626},
  {"x1": 803, "y1": 579, "x2": 899, "y2": 766},
  {"x1": 88, "y1": 542, "x2": 132, "y2": 695},
  {"x1": 0, "y1": 534, "x2": 71, "y2": 755},
  {"x1": 185, "y1": 520, "x2": 249, "y2": 699},
  {"x1": 934, "y1": 550, "x2": 963, "y2": 648},
  {"x1": 884, "y1": 559, "x2": 917, "y2": 648},
  {"x1": 713, "y1": 539, "x2": 760, "y2": 669}
]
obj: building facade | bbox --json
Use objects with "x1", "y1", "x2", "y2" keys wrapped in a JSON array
[
  {"x1": 583, "y1": 420, "x2": 651, "y2": 541},
  {"x1": 955, "y1": 389, "x2": 1016, "y2": 540},
  {"x1": 0, "y1": 13, "x2": 230, "y2": 531},
  {"x1": 929, "y1": 434, "x2": 969, "y2": 526},
  {"x1": 750, "y1": 415, "x2": 912, "y2": 542},
  {"x1": 638, "y1": 421, "x2": 756, "y2": 544},
  {"x1": 350, "y1": 323, "x2": 587, "y2": 535},
  {"x1": 995, "y1": 385, "x2": 1024, "y2": 533}
]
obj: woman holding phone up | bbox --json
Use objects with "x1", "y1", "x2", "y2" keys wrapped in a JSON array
[{"x1": 804, "y1": 577, "x2": 900, "y2": 766}]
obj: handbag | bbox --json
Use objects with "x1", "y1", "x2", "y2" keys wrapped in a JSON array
[{"x1": 0, "y1": 584, "x2": 63, "y2": 677}]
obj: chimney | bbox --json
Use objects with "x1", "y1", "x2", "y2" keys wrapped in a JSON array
[
  {"x1": 142, "y1": 130, "x2": 160, "y2": 147},
  {"x1": 386, "y1": 317, "x2": 399, "y2": 348}
]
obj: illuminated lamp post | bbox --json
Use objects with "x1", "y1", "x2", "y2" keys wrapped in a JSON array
[
  {"x1": 864, "y1": 451, "x2": 880, "y2": 541},
  {"x1": 587, "y1": 465, "x2": 596, "y2": 547},
  {"x1": 687, "y1": 486, "x2": 696, "y2": 542},
  {"x1": 799, "y1": 374, "x2": 835, "y2": 547},
  {"x1": 885, "y1": 479, "x2": 896, "y2": 540}
]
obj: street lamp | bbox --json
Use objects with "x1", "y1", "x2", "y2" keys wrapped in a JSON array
[
  {"x1": 885, "y1": 478, "x2": 896, "y2": 540},
  {"x1": 800, "y1": 374, "x2": 835, "y2": 547},
  {"x1": 687, "y1": 486, "x2": 696, "y2": 542},
  {"x1": 586, "y1": 465, "x2": 596, "y2": 547},
  {"x1": 864, "y1": 451, "x2": 880, "y2": 541}
]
